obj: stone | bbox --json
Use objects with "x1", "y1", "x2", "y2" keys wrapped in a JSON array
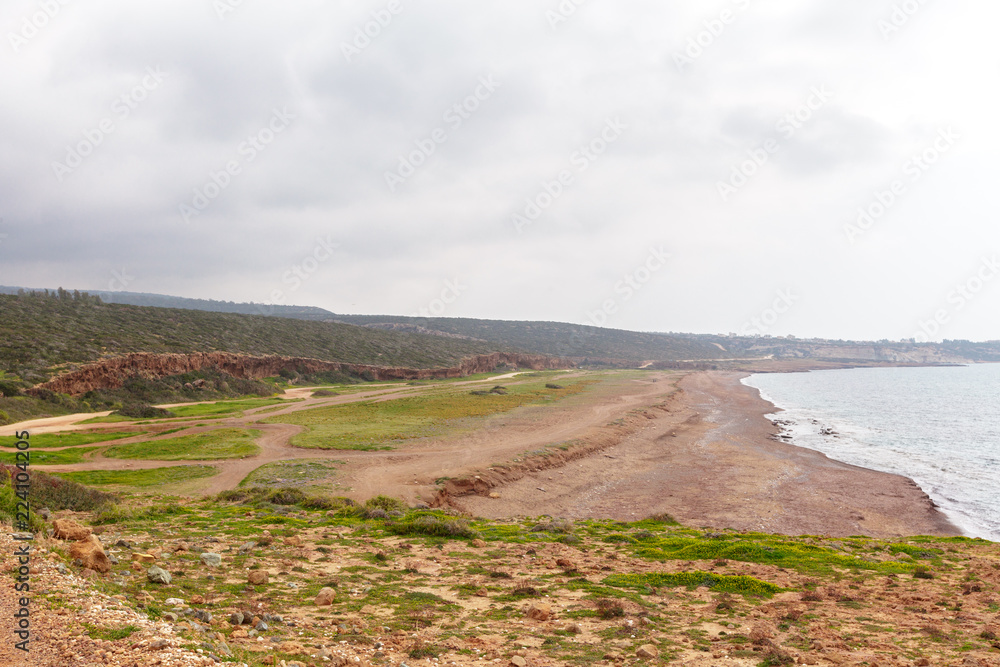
[
  {"x1": 565, "y1": 623, "x2": 583, "y2": 634},
  {"x1": 200, "y1": 553, "x2": 222, "y2": 567},
  {"x1": 556, "y1": 558, "x2": 575, "y2": 569},
  {"x1": 147, "y1": 566, "x2": 172, "y2": 585},
  {"x1": 489, "y1": 492, "x2": 501, "y2": 499},
  {"x1": 173, "y1": 542, "x2": 189, "y2": 552},
  {"x1": 475, "y1": 587, "x2": 489, "y2": 597},
  {"x1": 70, "y1": 535, "x2": 112, "y2": 573},
  {"x1": 249, "y1": 570, "x2": 269, "y2": 585},
  {"x1": 315, "y1": 587, "x2": 336, "y2": 606},
  {"x1": 56, "y1": 563, "x2": 68, "y2": 575},
  {"x1": 471, "y1": 539, "x2": 487, "y2": 548},
  {"x1": 283, "y1": 536, "x2": 302, "y2": 547},
  {"x1": 52, "y1": 519, "x2": 92, "y2": 541},
  {"x1": 526, "y1": 604, "x2": 552, "y2": 621},
  {"x1": 238, "y1": 541, "x2": 257, "y2": 555},
  {"x1": 80, "y1": 568, "x2": 98, "y2": 579},
  {"x1": 229, "y1": 612, "x2": 244, "y2": 626},
  {"x1": 132, "y1": 553, "x2": 156, "y2": 564},
  {"x1": 637, "y1": 645, "x2": 658, "y2": 659},
  {"x1": 510, "y1": 657, "x2": 527, "y2": 667}
]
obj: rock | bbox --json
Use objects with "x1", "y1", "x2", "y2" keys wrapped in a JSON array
[
  {"x1": 471, "y1": 539, "x2": 487, "y2": 548},
  {"x1": 475, "y1": 587, "x2": 489, "y2": 597},
  {"x1": 489, "y1": 492, "x2": 501, "y2": 499},
  {"x1": 39, "y1": 508, "x2": 52, "y2": 521},
  {"x1": 526, "y1": 604, "x2": 552, "y2": 621},
  {"x1": 165, "y1": 598, "x2": 184, "y2": 605},
  {"x1": 229, "y1": 612, "x2": 244, "y2": 625},
  {"x1": 637, "y1": 645, "x2": 659, "y2": 659},
  {"x1": 132, "y1": 553, "x2": 156, "y2": 564},
  {"x1": 163, "y1": 612, "x2": 178, "y2": 622},
  {"x1": 173, "y1": 542, "x2": 189, "y2": 552},
  {"x1": 147, "y1": 566, "x2": 172, "y2": 585},
  {"x1": 249, "y1": 571, "x2": 269, "y2": 585},
  {"x1": 190, "y1": 595, "x2": 205, "y2": 604},
  {"x1": 56, "y1": 563, "x2": 68, "y2": 575},
  {"x1": 200, "y1": 553, "x2": 222, "y2": 567},
  {"x1": 107, "y1": 553, "x2": 119, "y2": 565},
  {"x1": 238, "y1": 541, "x2": 256, "y2": 555},
  {"x1": 231, "y1": 628, "x2": 248, "y2": 639},
  {"x1": 565, "y1": 623, "x2": 583, "y2": 634},
  {"x1": 284, "y1": 536, "x2": 302, "y2": 547},
  {"x1": 915, "y1": 661, "x2": 930, "y2": 667},
  {"x1": 70, "y1": 535, "x2": 111, "y2": 573},
  {"x1": 510, "y1": 657, "x2": 527, "y2": 667},
  {"x1": 80, "y1": 568, "x2": 98, "y2": 579},
  {"x1": 315, "y1": 587, "x2": 336, "y2": 606},
  {"x1": 53, "y1": 519, "x2": 91, "y2": 541},
  {"x1": 556, "y1": 558, "x2": 575, "y2": 569},
  {"x1": 149, "y1": 639, "x2": 170, "y2": 650}
]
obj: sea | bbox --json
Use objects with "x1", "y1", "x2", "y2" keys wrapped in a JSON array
[{"x1": 742, "y1": 364, "x2": 1000, "y2": 541}]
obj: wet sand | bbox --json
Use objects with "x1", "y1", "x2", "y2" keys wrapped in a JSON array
[{"x1": 460, "y1": 371, "x2": 961, "y2": 538}]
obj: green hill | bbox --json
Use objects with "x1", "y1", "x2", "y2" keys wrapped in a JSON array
[
  {"x1": 0, "y1": 291, "x2": 502, "y2": 387},
  {"x1": 334, "y1": 315, "x2": 730, "y2": 362}
]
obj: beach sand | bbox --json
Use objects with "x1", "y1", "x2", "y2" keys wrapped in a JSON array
[{"x1": 459, "y1": 370, "x2": 961, "y2": 539}]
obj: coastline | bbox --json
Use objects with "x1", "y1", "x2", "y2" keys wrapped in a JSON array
[
  {"x1": 669, "y1": 371, "x2": 963, "y2": 538},
  {"x1": 461, "y1": 369, "x2": 962, "y2": 539}
]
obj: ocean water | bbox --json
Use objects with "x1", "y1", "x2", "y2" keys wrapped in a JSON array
[{"x1": 742, "y1": 364, "x2": 1000, "y2": 541}]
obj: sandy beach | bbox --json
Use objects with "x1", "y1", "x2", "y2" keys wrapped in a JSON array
[{"x1": 458, "y1": 370, "x2": 961, "y2": 539}]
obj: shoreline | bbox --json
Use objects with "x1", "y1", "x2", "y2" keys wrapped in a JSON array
[{"x1": 460, "y1": 369, "x2": 962, "y2": 539}]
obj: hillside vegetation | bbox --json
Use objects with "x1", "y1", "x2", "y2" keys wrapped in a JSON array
[
  {"x1": 0, "y1": 292, "x2": 502, "y2": 386},
  {"x1": 335, "y1": 315, "x2": 730, "y2": 362}
]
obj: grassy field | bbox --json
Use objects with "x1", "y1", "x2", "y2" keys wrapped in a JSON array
[
  {"x1": 103, "y1": 428, "x2": 261, "y2": 461},
  {"x1": 53, "y1": 465, "x2": 218, "y2": 488},
  {"x1": 0, "y1": 430, "x2": 143, "y2": 449},
  {"x1": 28, "y1": 487, "x2": 997, "y2": 667},
  {"x1": 263, "y1": 380, "x2": 593, "y2": 450},
  {"x1": 163, "y1": 397, "x2": 302, "y2": 418},
  {"x1": 1, "y1": 446, "x2": 101, "y2": 466},
  {"x1": 239, "y1": 459, "x2": 344, "y2": 488}
]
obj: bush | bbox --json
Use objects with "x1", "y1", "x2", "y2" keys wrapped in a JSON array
[
  {"x1": 0, "y1": 465, "x2": 115, "y2": 515},
  {"x1": 365, "y1": 495, "x2": 408, "y2": 514},
  {"x1": 388, "y1": 515, "x2": 477, "y2": 540},
  {"x1": 596, "y1": 598, "x2": 625, "y2": 619},
  {"x1": 311, "y1": 389, "x2": 340, "y2": 398},
  {"x1": 913, "y1": 566, "x2": 934, "y2": 580},
  {"x1": 114, "y1": 401, "x2": 175, "y2": 419},
  {"x1": 267, "y1": 487, "x2": 308, "y2": 506}
]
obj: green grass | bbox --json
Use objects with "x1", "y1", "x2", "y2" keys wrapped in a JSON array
[
  {"x1": 264, "y1": 380, "x2": 592, "y2": 450},
  {"x1": 1, "y1": 446, "x2": 100, "y2": 465},
  {"x1": 603, "y1": 572, "x2": 782, "y2": 598},
  {"x1": 0, "y1": 430, "x2": 143, "y2": 449},
  {"x1": 84, "y1": 624, "x2": 141, "y2": 641},
  {"x1": 627, "y1": 533, "x2": 916, "y2": 576},
  {"x1": 103, "y1": 428, "x2": 261, "y2": 461},
  {"x1": 164, "y1": 397, "x2": 299, "y2": 418},
  {"x1": 53, "y1": 465, "x2": 217, "y2": 488},
  {"x1": 239, "y1": 459, "x2": 343, "y2": 488}
]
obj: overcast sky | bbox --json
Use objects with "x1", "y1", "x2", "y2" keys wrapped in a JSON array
[{"x1": 1, "y1": 0, "x2": 998, "y2": 342}]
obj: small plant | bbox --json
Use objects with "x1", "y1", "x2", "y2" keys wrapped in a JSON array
[
  {"x1": 596, "y1": 598, "x2": 625, "y2": 619},
  {"x1": 913, "y1": 566, "x2": 934, "y2": 580}
]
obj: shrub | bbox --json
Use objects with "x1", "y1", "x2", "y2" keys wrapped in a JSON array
[
  {"x1": 267, "y1": 487, "x2": 308, "y2": 506},
  {"x1": 311, "y1": 389, "x2": 339, "y2": 398},
  {"x1": 388, "y1": 515, "x2": 477, "y2": 540},
  {"x1": 365, "y1": 495, "x2": 408, "y2": 514},
  {"x1": 596, "y1": 598, "x2": 625, "y2": 619},
  {"x1": 114, "y1": 401, "x2": 175, "y2": 419},
  {"x1": 913, "y1": 566, "x2": 934, "y2": 580},
  {"x1": 545, "y1": 384, "x2": 564, "y2": 389},
  {"x1": 0, "y1": 409, "x2": 10, "y2": 426},
  {"x1": 0, "y1": 465, "x2": 115, "y2": 514}
]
